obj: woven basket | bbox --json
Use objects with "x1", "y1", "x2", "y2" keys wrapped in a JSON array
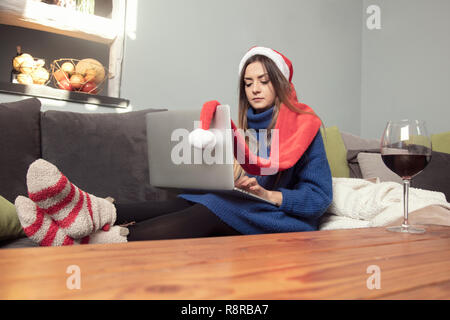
[{"x1": 51, "y1": 58, "x2": 107, "y2": 94}]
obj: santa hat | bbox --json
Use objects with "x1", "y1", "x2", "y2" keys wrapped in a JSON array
[
  {"x1": 238, "y1": 46, "x2": 293, "y2": 83},
  {"x1": 189, "y1": 47, "x2": 322, "y2": 175}
]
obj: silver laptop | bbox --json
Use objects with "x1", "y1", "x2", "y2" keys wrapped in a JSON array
[{"x1": 146, "y1": 105, "x2": 278, "y2": 206}]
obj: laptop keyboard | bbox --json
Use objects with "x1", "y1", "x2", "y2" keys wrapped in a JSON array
[
  {"x1": 234, "y1": 187, "x2": 278, "y2": 206},
  {"x1": 235, "y1": 187, "x2": 252, "y2": 195}
]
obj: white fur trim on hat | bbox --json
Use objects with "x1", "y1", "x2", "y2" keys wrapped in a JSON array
[{"x1": 238, "y1": 47, "x2": 290, "y2": 81}]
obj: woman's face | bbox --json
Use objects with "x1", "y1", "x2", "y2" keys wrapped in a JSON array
[{"x1": 244, "y1": 61, "x2": 276, "y2": 112}]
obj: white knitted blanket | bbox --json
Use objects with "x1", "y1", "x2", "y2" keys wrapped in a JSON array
[{"x1": 319, "y1": 178, "x2": 450, "y2": 230}]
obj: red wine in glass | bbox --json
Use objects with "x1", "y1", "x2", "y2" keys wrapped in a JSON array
[
  {"x1": 380, "y1": 120, "x2": 432, "y2": 234},
  {"x1": 381, "y1": 154, "x2": 431, "y2": 180}
]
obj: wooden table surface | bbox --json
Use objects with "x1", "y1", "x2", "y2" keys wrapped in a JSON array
[{"x1": 0, "y1": 225, "x2": 449, "y2": 300}]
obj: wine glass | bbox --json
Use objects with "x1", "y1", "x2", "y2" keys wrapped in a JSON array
[{"x1": 380, "y1": 120, "x2": 432, "y2": 234}]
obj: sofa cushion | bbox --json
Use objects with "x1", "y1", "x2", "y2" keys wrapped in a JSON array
[
  {"x1": 0, "y1": 98, "x2": 42, "y2": 203},
  {"x1": 346, "y1": 148, "x2": 382, "y2": 178},
  {"x1": 411, "y1": 151, "x2": 450, "y2": 201},
  {"x1": 0, "y1": 195, "x2": 25, "y2": 241},
  {"x1": 320, "y1": 126, "x2": 350, "y2": 178},
  {"x1": 340, "y1": 131, "x2": 380, "y2": 151},
  {"x1": 431, "y1": 131, "x2": 450, "y2": 154},
  {"x1": 40, "y1": 108, "x2": 170, "y2": 204}
]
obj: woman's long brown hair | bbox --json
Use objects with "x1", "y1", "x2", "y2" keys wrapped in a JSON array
[{"x1": 234, "y1": 54, "x2": 320, "y2": 183}]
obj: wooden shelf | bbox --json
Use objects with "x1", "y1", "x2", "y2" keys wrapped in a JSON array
[
  {"x1": 0, "y1": 0, "x2": 126, "y2": 98},
  {"x1": 0, "y1": 82, "x2": 129, "y2": 109},
  {"x1": 0, "y1": 0, "x2": 118, "y2": 44}
]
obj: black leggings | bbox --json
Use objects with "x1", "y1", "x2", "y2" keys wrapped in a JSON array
[{"x1": 114, "y1": 197, "x2": 240, "y2": 241}]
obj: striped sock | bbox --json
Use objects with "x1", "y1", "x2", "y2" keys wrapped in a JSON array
[
  {"x1": 15, "y1": 196, "x2": 128, "y2": 246},
  {"x1": 26, "y1": 159, "x2": 116, "y2": 239}
]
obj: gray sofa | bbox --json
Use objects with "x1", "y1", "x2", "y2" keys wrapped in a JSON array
[{"x1": 1, "y1": 98, "x2": 448, "y2": 248}]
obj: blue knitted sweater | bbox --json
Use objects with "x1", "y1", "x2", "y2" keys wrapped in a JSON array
[{"x1": 178, "y1": 106, "x2": 332, "y2": 234}]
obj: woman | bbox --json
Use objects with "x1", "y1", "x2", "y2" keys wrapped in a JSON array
[{"x1": 15, "y1": 47, "x2": 333, "y2": 246}]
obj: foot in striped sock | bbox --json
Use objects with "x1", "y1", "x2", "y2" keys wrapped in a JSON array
[
  {"x1": 15, "y1": 196, "x2": 128, "y2": 246},
  {"x1": 26, "y1": 159, "x2": 117, "y2": 239}
]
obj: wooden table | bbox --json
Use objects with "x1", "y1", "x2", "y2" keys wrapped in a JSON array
[{"x1": 0, "y1": 225, "x2": 449, "y2": 300}]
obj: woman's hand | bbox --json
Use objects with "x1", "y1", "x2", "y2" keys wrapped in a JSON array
[{"x1": 235, "y1": 176, "x2": 283, "y2": 206}]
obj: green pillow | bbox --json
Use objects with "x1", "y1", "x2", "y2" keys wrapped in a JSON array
[
  {"x1": 321, "y1": 126, "x2": 350, "y2": 178},
  {"x1": 432, "y1": 131, "x2": 450, "y2": 154},
  {"x1": 0, "y1": 195, "x2": 26, "y2": 241}
]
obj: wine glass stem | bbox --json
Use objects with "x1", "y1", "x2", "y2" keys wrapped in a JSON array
[{"x1": 402, "y1": 179, "x2": 410, "y2": 228}]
